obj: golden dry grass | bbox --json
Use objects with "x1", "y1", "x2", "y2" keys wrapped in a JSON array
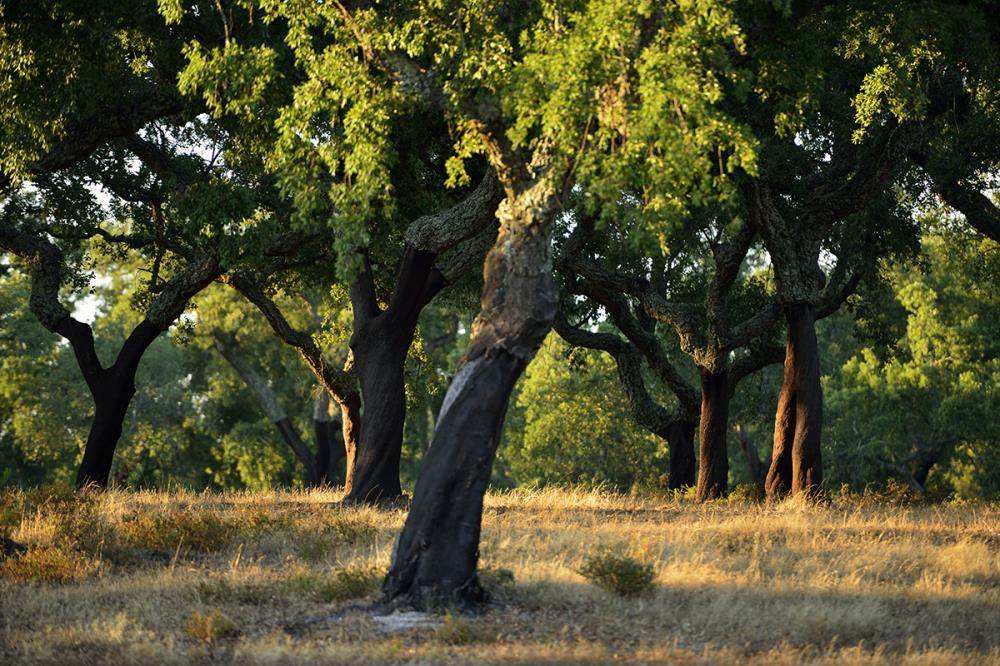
[{"x1": 0, "y1": 485, "x2": 998, "y2": 664}]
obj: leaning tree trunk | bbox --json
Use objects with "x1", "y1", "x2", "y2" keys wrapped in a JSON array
[
  {"x1": 383, "y1": 185, "x2": 557, "y2": 609},
  {"x1": 765, "y1": 338, "x2": 796, "y2": 501},
  {"x1": 666, "y1": 417, "x2": 697, "y2": 490},
  {"x1": 786, "y1": 303, "x2": 822, "y2": 496},
  {"x1": 343, "y1": 328, "x2": 411, "y2": 504},
  {"x1": 696, "y1": 369, "x2": 730, "y2": 501}
]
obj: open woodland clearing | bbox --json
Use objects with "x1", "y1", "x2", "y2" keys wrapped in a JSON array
[
  {"x1": 1, "y1": 487, "x2": 998, "y2": 665},
  {"x1": 2, "y1": 1, "x2": 1000, "y2": 664}
]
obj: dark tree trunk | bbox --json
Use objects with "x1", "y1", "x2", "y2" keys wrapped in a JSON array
[
  {"x1": 735, "y1": 423, "x2": 765, "y2": 498},
  {"x1": 76, "y1": 378, "x2": 136, "y2": 489},
  {"x1": 343, "y1": 328, "x2": 410, "y2": 504},
  {"x1": 313, "y1": 407, "x2": 345, "y2": 486},
  {"x1": 765, "y1": 338, "x2": 796, "y2": 501},
  {"x1": 787, "y1": 303, "x2": 823, "y2": 496},
  {"x1": 696, "y1": 369, "x2": 730, "y2": 501},
  {"x1": 75, "y1": 321, "x2": 159, "y2": 489},
  {"x1": 666, "y1": 417, "x2": 697, "y2": 489},
  {"x1": 383, "y1": 185, "x2": 557, "y2": 609}
]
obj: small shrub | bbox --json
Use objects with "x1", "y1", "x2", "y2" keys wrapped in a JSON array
[
  {"x1": 479, "y1": 566, "x2": 515, "y2": 595},
  {"x1": 184, "y1": 609, "x2": 240, "y2": 644},
  {"x1": 0, "y1": 545, "x2": 98, "y2": 583},
  {"x1": 578, "y1": 551, "x2": 656, "y2": 597}
]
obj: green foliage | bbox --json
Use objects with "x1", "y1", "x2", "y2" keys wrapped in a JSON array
[
  {"x1": 502, "y1": 335, "x2": 670, "y2": 491},
  {"x1": 825, "y1": 219, "x2": 1000, "y2": 498}
]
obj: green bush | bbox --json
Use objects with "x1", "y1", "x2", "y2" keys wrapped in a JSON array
[{"x1": 578, "y1": 551, "x2": 656, "y2": 597}]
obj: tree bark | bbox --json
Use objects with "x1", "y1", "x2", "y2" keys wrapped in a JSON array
[
  {"x1": 75, "y1": 321, "x2": 160, "y2": 489},
  {"x1": 765, "y1": 338, "x2": 796, "y2": 500},
  {"x1": 787, "y1": 303, "x2": 823, "y2": 496},
  {"x1": 383, "y1": 183, "x2": 557, "y2": 609},
  {"x1": 666, "y1": 417, "x2": 697, "y2": 490},
  {"x1": 696, "y1": 368, "x2": 730, "y2": 501},
  {"x1": 735, "y1": 423, "x2": 765, "y2": 498},
  {"x1": 343, "y1": 326, "x2": 410, "y2": 504}
]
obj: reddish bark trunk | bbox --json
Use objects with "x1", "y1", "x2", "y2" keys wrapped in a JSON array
[{"x1": 765, "y1": 338, "x2": 796, "y2": 501}]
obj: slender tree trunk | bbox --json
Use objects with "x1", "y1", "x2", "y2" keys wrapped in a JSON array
[
  {"x1": 666, "y1": 417, "x2": 697, "y2": 489},
  {"x1": 787, "y1": 303, "x2": 822, "y2": 496},
  {"x1": 343, "y1": 325, "x2": 411, "y2": 504},
  {"x1": 696, "y1": 369, "x2": 730, "y2": 501},
  {"x1": 735, "y1": 423, "x2": 765, "y2": 498},
  {"x1": 765, "y1": 338, "x2": 796, "y2": 501},
  {"x1": 383, "y1": 184, "x2": 557, "y2": 609},
  {"x1": 313, "y1": 390, "x2": 344, "y2": 485},
  {"x1": 76, "y1": 375, "x2": 136, "y2": 489}
]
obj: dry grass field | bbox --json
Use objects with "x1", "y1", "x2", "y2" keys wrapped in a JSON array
[{"x1": 1, "y1": 485, "x2": 998, "y2": 665}]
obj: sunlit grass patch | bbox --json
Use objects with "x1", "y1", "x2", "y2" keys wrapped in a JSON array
[
  {"x1": 0, "y1": 544, "x2": 99, "y2": 583},
  {"x1": 117, "y1": 508, "x2": 240, "y2": 554}
]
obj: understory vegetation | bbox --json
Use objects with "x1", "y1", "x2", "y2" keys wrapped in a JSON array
[{"x1": 0, "y1": 487, "x2": 997, "y2": 664}]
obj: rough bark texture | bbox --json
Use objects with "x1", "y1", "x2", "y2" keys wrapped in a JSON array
[
  {"x1": 697, "y1": 369, "x2": 730, "y2": 501},
  {"x1": 552, "y1": 313, "x2": 697, "y2": 490},
  {"x1": 383, "y1": 181, "x2": 557, "y2": 609}
]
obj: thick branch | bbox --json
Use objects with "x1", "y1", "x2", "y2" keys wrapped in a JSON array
[{"x1": 553, "y1": 313, "x2": 677, "y2": 437}]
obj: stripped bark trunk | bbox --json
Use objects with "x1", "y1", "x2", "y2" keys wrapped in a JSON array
[
  {"x1": 696, "y1": 369, "x2": 730, "y2": 501},
  {"x1": 765, "y1": 338, "x2": 796, "y2": 500},
  {"x1": 787, "y1": 303, "x2": 823, "y2": 496},
  {"x1": 383, "y1": 183, "x2": 557, "y2": 609}
]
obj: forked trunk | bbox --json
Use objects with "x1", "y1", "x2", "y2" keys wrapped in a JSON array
[
  {"x1": 696, "y1": 369, "x2": 730, "y2": 501},
  {"x1": 765, "y1": 338, "x2": 796, "y2": 500},
  {"x1": 383, "y1": 185, "x2": 557, "y2": 609},
  {"x1": 787, "y1": 303, "x2": 822, "y2": 496},
  {"x1": 75, "y1": 322, "x2": 160, "y2": 489},
  {"x1": 666, "y1": 417, "x2": 697, "y2": 489}
]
